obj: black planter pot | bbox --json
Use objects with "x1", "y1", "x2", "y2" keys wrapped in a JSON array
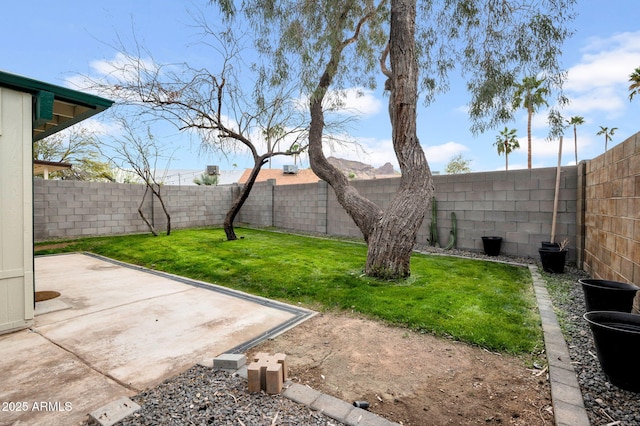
[
  {"x1": 481, "y1": 236, "x2": 502, "y2": 256},
  {"x1": 579, "y1": 279, "x2": 639, "y2": 313},
  {"x1": 583, "y1": 311, "x2": 640, "y2": 392},
  {"x1": 538, "y1": 248, "x2": 567, "y2": 273},
  {"x1": 541, "y1": 241, "x2": 560, "y2": 249}
]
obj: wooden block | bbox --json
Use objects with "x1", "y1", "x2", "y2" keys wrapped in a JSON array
[
  {"x1": 253, "y1": 352, "x2": 269, "y2": 362},
  {"x1": 248, "y1": 353, "x2": 288, "y2": 394},
  {"x1": 266, "y1": 362, "x2": 283, "y2": 394},
  {"x1": 272, "y1": 353, "x2": 288, "y2": 380},
  {"x1": 247, "y1": 362, "x2": 262, "y2": 393}
]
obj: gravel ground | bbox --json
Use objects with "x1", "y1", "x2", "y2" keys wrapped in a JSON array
[
  {"x1": 103, "y1": 367, "x2": 345, "y2": 426},
  {"x1": 84, "y1": 244, "x2": 639, "y2": 426},
  {"x1": 542, "y1": 266, "x2": 640, "y2": 426}
]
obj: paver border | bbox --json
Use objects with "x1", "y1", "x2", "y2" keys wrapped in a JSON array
[{"x1": 529, "y1": 265, "x2": 590, "y2": 426}]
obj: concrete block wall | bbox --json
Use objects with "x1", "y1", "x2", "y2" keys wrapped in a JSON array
[
  {"x1": 32, "y1": 129, "x2": 640, "y2": 285},
  {"x1": 272, "y1": 181, "x2": 329, "y2": 234},
  {"x1": 583, "y1": 132, "x2": 639, "y2": 286},
  {"x1": 432, "y1": 167, "x2": 578, "y2": 259},
  {"x1": 319, "y1": 168, "x2": 577, "y2": 260},
  {"x1": 34, "y1": 180, "x2": 232, "y2": 240},
  {"x1": 236, "y1": 181, "x2": 274, "y2": 227},
  {"x1": 34, "y1": 167, "x2": 578, "y2": 261},
  {"x1": 34, "y1": 180, "x2": 147, "y2": 239},
  {"x1": 149, "y1": 183, "x2": 234, "y2": 231}
]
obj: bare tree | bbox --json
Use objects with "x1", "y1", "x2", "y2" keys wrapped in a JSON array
[
  {"x1": 104, "y1": 117, "x2": 173, "y2": 236},
  {"x1": 87, "y1": 24, "x2": 309, "y2": 240}
]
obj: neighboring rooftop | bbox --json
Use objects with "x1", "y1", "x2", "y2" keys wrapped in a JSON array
[
  {"x1": 238, "y1": 167, "x2": 321, "y2": 186},
  {"x1": 33, "y1": 160, "x2": 72, "y2": 178}
]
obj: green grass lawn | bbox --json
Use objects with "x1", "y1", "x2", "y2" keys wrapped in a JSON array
[{"x1": 36, "y1": 227, "x2": 542, "y2": 354}]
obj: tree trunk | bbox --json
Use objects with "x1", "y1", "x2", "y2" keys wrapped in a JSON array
[
  {"x1": 527, "y1": 105, "x2": 533, "y2": 169},
  {"x1": 138, "y1": 185, "x2": 158, "y2": 236},
  {"x1": 364, "y1": 0, "x2": 433, "y2": 278},
  {"x1": 152, "y1": 184, "x2": 171, "y2": 235},
  {"x1": 307, "y1": 0, "x2": 433, "y2": 279},
  {"x1": 223, "y1": 157, "x2": 268, "y2": 240},
  {"x1": 550, "y1": 136, "x2": 563, "y2": 244},
  {"x1": 573, "y1": 125, "x2": 578, "y2": 165}
]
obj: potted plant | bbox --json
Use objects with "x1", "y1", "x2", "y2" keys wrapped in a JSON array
[
  {"x1": 538, "y1": 238, "x2": 568, "y2": 273},
  {"x1": 481, "y1": 236, "x2": 502, "y2": 256}
]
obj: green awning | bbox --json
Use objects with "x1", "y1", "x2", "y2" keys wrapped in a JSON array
[{"x1": 0, "y1": 70, "x2": 114, "y2": 142}]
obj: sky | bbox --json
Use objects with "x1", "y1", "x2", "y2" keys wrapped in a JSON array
[{"x1": 1, "y1": 1, "x2": 639, "y2": 178}]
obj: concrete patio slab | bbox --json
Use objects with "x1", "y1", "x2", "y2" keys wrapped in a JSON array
[{"x1": 0, "y1": 253, "x2": 314, "y2": 426}]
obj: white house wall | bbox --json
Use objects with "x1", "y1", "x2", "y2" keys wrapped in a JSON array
[{"x1": 0, "y1": 87, "x2": 34, "y2": 334}]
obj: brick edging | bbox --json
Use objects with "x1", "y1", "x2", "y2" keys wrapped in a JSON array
[{"x1": 529, "y1": 265, "x2": 590, "y2": 426}]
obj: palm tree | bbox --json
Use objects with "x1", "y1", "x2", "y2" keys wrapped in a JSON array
[
  {"x1": 566, "y1": 116, "x2": 585, "y2": 164},
  {"x1": 629, "y1": 67, "x2": 640, "y2": 101},
  {"x1": 513, "y1": 76, "x2": 548, "y2": 169},
  {"x1": 494, "y1": 127, "x2": 520, "y2": 171},
  {"x1": 597, "y1": 126, "x2": 618, "y2": 152}
]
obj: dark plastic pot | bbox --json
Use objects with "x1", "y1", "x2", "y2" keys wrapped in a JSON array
[
  {"x1": 481, "y1": 236, "x2": 502, "y2": 256},
  {"x1": 538, "y1": 248, "x2": 567, "y2": 273},
  {"x1": 579, "y1": 279, "x2": 639, "y2": 313},
  {"x1": 583, "y1": 311, "x2": 640, "y2": 392}
]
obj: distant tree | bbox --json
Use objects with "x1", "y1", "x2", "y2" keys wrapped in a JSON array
[
  {"x1": 493, "y1": 127, "x2": 520, "y2": 171},
  {"x1": 193, "y1": 173, "x2": 219, "y2": 185},
  {"x1": 104, "y1": 118, "x2": 173, "y2": 236},
  {"x1": 566, "y1": 116, "x2": 584, "y2": 164},
  {"x1": 513, "y1": 76, "x2": 548, "y2": 169},
  {"x1": 34, "y1": 126, "x2": 113, "y2": 181},
  {"x1": 444, "y1": 154, "x2": 472, "y2": 174},
  {"x1": 629, "y1": 67, "x2": 640, "y2": 101},
  {"x1": 597, "y1": 126, "x2": 617, "y2": 152}
]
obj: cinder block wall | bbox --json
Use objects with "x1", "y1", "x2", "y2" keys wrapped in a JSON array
[
  {"x1": 33, "y1": 132, "x2": 640, "y2": 282},
  {"x1": 583, "y1": 132, "x2": 639, "y2": 286},
  {"x1": 34, "y1": 180, "x2": 232, "y2": 240},
  {"x1": 236, "y1": 181, "x2": 274, "y2": 227},
  {"x1": 272, "y1": 180, "x2": 329, "y2": 234},
  {"x1": 432, "y1": 167, "x2": 577, "y2": 259},
  {"x1": 235, "y1": 167, "x2": 578, "y2": 260}
]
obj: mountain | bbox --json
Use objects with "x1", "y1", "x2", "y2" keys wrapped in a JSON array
[{"x1": 326, "y1": 157, "x2": 399, "y2": 180}]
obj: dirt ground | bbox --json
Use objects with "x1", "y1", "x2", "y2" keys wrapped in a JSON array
[{"x1": 249, "y1": 312, "x2": 553, "y2": 426}]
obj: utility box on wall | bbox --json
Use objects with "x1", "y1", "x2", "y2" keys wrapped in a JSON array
[{"x1": 0, "y1": 87, "x2": 35, "y2": 334}]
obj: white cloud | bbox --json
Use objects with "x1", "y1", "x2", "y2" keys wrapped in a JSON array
[
  {"x1": 75, "y1": 118, "x2": 117, "y2": 136},
  {"x1": 564, "y1": 87, "x2": 626, "y2": 116},
  {"x1": 297, "y1": 87, "x2": 383, "y2": 117},
  {"x1": 320, "y1": 135, "x2": 395, "y2": 167},
  {"x1": 89, "y1": 52, "x2": 159, "y2": 84},
  {"x1": 424, "y1": 142, "x2": 469, "y2": 163},
  {"x1": 564, "y1": 31, "x2": 640, "y2": 114},
  {"x1": 65, "y1": 52, "x2": 160, "y2": 101}
]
